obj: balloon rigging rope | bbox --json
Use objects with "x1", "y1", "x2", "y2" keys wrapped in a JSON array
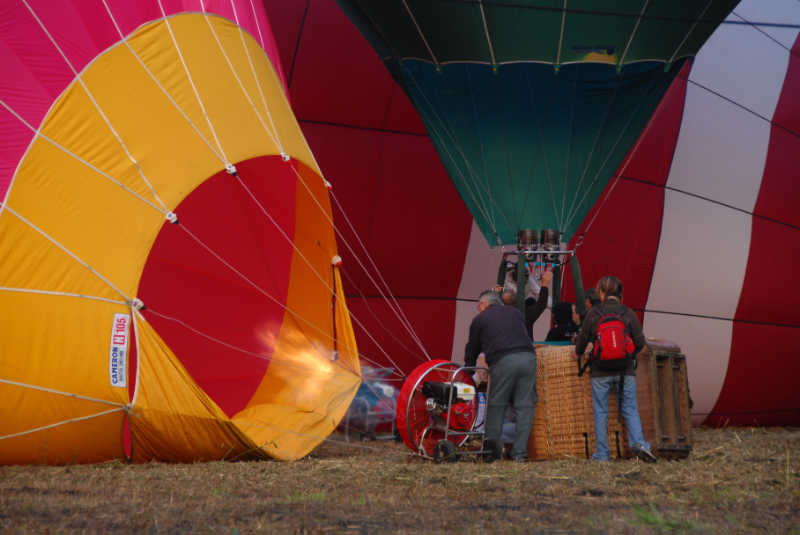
[
  {"x1": 555, "y1": 0, "x2": 567, "y2": 68},
  {"x1": 579, "y1": 90, "x2": 662, "y2": 237},
  {"x1": 175, "y1": 222, "x2": 399, "y2": 375},
  {"x1": 0, "y1": 287, "x2": 127, "y2": 306},
  {"x1": 20, "y1": 0, "x2": 170, "y2": 215},
  {"x1": 288, "y1": 164, "x2": 433, "y2": 364},
  {"x1": 561, "y1": 81, "x2": 622, "y2": 232},
  {"x1": 200, "y1": 4, "x2": 283, "y2": 156},
  {"x1": 156, "y1": 0, "x2": 230, "y2": 165},
  {"x1": 12, "y1": 2, "x2": 412, "y2": 382},
  {"x1": 0, "y1": 99, "x2": 168, "y2": 220},
  {"x1": 617, "y1": 0, "x2": 650, "y2": 68},
  {"x1": 0, "y1": 407, "x2": 127, "y2": 442},
  {"x1": 0, "y1": 379, "x2": 126, "y2": 411},
  {"x1": 563, "y1": 76, "x2": 660, "y2": 232},
  {"x1": 667, "y1": 0, "x2": 714, "y2": 67},
  {"x1": 404, "y1": 68, "x2": 510, "y2": 242},
  {"x1": 101, "y1": 0, "x2": 225, "y2": 164},
  {"x1": 245, "y1": 0, "x2": 266, "y2": 50},
  {"x1": 560, "y1": 68, "x2": 580, "y2": 228},
  {"x1": 139, "y1": 308, "x2": 381, "y2": 381},
  {"x1": 226, "y1": 0, "x2": 285, "y2": 156},
  {"x1": 231, "y1": 172, "x2": 410, "y2": 375},
  {"x1": 404, "y1": 68, "x2": 500, "y2": 226},
  {"x1": 478, "y1": 2, "x2": 497, "y2": 67},
  {"x1": 464, "y1": 67, "x2": 503, "y2": 231},
  {"x1": 1, "y1": 206, "x2": 130, "y2": 303},
  {"x1": 339, "y1": 267, "x2": 429, "y2": 366},
  {"x1": 160, "y1": 2, "x2": 412, "y2": 372},
  {"x1": 401, "y1": 0, "x2": 439, "y2": 67}
]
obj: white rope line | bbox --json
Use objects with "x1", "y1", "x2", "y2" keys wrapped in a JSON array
[
  {"x1": 560, "y1": 70, "x2": 580, "y2": 228},
  {"x1": 618, "y1": 0, "x2": 651, "y2": 69},
  {"x1": 3, "y1": 205, "x2": 130, "y2": 302},
  {"x1": 580, "y1": 89, "x2": 662, "y2": 236},
  {"x1": 246, "y1": 0, "x2": 266, "y2": 51},
  {"x1": 339, "y1": 260, "x2": 429, "y2": 365},
  {"x1": 233, "y1": 174, "x2": 333, "y2": 295},
  {"x1": 404, "y1": 69, "x2": 504, "y2": 237},
  {"x1": 556, "y1": 0, "x2": 568, "y2": 68},
  {"x1": 667, "y1": 0, "x2": 713, "y2": 66},
  {"x1": 562, "y1": 83, "x2": 622, "y2": 227},
  {"x1": 100, "y1": 1, "x2": 226, "y2": 164},
  {"x1": 227, "y1": 0, "x2": 285, "y2": 156},
  {"x1": 20, "y1": 0, "x2": 169, "y2": 214},
  {"x1": 0, "y1": 407, "x2": 126, "y2": 442},
  {"x1": 0, "y1": 378, "x2": 127, "y2": 408},
  {"x1": 0, "y1": 98, "x2": 167, "y2": 217},
  {"x1": 176, "y1": 221, "x2": 406, "y2": 376},
  {"x1": 145, "y1": 308, "x2": 274, "y2": 362},
  {"x1": 478, "y1": 1, "x2": 497, "y2": 67},
  {"x1": 536, "y1": 123, "x2": 563, "y2": 232},
  {"x1": 287, "y1": 163, "x2": 431, "y2": 362},
  {"x1": 157, "y1": 0, "x2": 229, "y2": 164},
  {"x1": 142, "y1": 307, "x2": 367, "y2": 379},
  {"x1": 464, "y1": 67, "x2": 503, "y2": 229},
  {"x1": 231, "y1": 170, "x2": 410, "y2": 374},
  {"x1": 563, "y1": 79, "x2": 656, "y2": 231},
  {"x1": 327, "y1": 190, "x2": 431, "y2": 362},
  {"x1": 415, "y1": 100, "x2": 499, "y2": 237},
  {"x1": 199, "y1": 1, "x2": 281, "y2": 155},
  {"x1": 0, "y1": 287, "x2": 127, "y2": 306},
  {"x1": 402, "y1": 0, "x2": 439, "y2": 67}
]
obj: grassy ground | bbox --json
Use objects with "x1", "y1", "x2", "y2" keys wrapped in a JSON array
[{"x1": 0, "y1": 427, "x2": 798, "y2": 534}]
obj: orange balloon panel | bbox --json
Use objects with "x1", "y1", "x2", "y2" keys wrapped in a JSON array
[{"x1": 0, "y1": 10, "x2": 359, "y2": 463}]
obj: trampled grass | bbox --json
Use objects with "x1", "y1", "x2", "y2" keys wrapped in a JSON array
[{"x1": 0, "y1": 427, "x2": 798, "y2": 533}]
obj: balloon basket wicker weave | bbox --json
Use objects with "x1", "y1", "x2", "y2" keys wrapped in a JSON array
[
  {"x1": 527, "y1": 345, "x2": 630, "y2": 461},
  {"x1": 527, "y1": 343, "x2": 693, "y2": 461}
]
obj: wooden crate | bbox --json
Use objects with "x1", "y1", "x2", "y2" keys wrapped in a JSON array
[
  {"x1": 527, "y1": 341, "x2": 692, "y2": 461},
  {"x1": 638, "y1": 339, "x2": 692, "y2": 460}
]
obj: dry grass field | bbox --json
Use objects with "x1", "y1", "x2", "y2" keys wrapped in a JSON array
[{"x1": 1, "y1": 426, "x2": 798, "y2": 533}]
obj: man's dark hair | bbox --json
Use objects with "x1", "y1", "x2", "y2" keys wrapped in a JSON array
[{"x1": 585, "y1": 287, "x2": 601, "y2": 306}]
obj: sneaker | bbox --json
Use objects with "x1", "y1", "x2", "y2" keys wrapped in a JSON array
[{"x1": 632, "y1": 444, "x2": 657, "y2": 463}]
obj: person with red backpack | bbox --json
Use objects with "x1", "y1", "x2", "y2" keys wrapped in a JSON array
[{"x1": 573, "y1": 275, "x2": 657, "y2": 463}]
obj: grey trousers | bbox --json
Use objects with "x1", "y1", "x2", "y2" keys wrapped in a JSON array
[{"x1": 485, "y1": 351, "x2": 537, "y2": 459}]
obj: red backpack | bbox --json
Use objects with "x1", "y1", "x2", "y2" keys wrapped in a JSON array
[{"x1": 590, "y1": 312, "x2": 634, "y2": 371}]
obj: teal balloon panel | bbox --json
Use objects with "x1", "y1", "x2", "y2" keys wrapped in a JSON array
[{"x1": 399, "y1": 60, "x2": 686, "y2": 244}]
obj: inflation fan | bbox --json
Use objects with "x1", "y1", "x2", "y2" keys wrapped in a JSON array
[{"x1": 395, "y1": 360, "x2": 500, "y2": 462}]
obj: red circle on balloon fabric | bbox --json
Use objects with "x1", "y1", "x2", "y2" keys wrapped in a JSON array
[{"x1": 137, "y1": 155, "x2": 297, "y2": 416}]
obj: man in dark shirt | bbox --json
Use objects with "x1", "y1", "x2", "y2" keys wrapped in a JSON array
[
  {"x1": 465, "y1": 290, "x2": 537, "y2": 461},
  {"x1": 573, "y1": 275, "x2": 656, "y2": 462}
]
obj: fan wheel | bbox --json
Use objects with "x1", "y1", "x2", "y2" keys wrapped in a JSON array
[{"x1": 396, "y1": 360, "x2": 477, "y2": 457}]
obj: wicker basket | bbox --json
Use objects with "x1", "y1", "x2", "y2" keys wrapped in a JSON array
[
  {"x1": 528, "y1": 345, "x2": 631, "y2": 460},
  {"x1": 527, "y1": 341, "x2": 691, "y2": 460}
]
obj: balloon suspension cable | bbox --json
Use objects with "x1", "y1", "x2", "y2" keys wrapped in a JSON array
[
  {"x1": 201, "y1": 4, "x2": 284, "y2": 155},
  {"x1": 232, "y1": 168, "x2": 410, "y2": 375},
  {"x1": 298, "y1": 168, "x2": 433, "y2": 364}
]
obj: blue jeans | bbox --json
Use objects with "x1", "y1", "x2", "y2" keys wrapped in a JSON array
[{"x1": 591, "y1": 375, "x2": 649, "y2": 461}]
